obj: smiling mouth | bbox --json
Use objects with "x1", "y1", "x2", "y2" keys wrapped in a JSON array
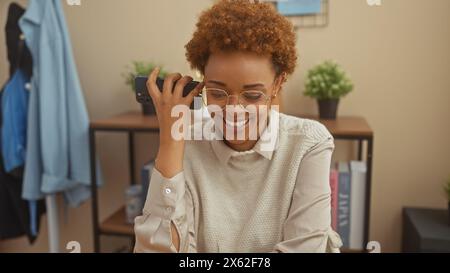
[{"x1": 223, "y1": 118, "x2": 249, "y2": 128}]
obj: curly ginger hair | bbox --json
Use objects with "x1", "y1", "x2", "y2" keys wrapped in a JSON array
[{"x1": 185, "y1": 0, "x2": 298, "y2": 77}]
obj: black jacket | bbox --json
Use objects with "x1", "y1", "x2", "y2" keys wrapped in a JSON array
[{"x1": 5, "y1": 2, "x2": 32, "y2": 78}]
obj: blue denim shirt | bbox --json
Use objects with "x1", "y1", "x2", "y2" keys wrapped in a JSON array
[
  {"x1": 19, "y1": 0, "x2": 99, "y2": 207},
  {"x1": 1, "y1": 69, "x2": 29, "y2": 173}
]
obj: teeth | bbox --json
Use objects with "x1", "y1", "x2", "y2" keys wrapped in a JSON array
[{"x1": 224, "y1": 119, "x2": 247, "y2": 128}]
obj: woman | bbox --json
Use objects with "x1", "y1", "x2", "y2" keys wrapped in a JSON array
[{"x1": 134, "y1": 0, "x2": 342, "y2": 253}]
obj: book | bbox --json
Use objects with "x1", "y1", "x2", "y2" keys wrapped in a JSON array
[
  {"x1": 337, "y1": 162, "x2": 351, "y2": 248},
  {"x1": 349, "y1": 161, "x2": 367, "y2": 250},
  {"x1": 329, "y1": 168, "x2": 339, "y2": 231}
]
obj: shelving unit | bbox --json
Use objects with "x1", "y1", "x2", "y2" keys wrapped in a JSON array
[
  {"x1": 306, "y1": 116, "x2": 374, "y2": 253},
  {"x1": 89, "y1": 111, "x2": 373, "y2": 253},
  {"x1": 99, "y1": 206, "x2": 133, "y2": 237},
  {"x1": 89, "y1": 111, "x2": 159, "y2": 252}
]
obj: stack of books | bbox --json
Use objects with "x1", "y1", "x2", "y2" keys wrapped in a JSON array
[{"x1": 330, "y1": 161, "x2": 368, "y2": 250}]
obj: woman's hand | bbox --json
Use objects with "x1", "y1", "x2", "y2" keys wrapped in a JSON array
[{"x1": 146, "y1": 68, "x2": 204, "y2": 178}]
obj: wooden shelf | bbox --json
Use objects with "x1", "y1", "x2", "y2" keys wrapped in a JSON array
[
  {"x1": 90, "y1": 111, "x2": 372, "y2": 138},
  {"x1": 302, "y1": 116, "x2": 373, "y2": 138},
  {"x1": 90, "y1": 111, "x2": 159, "y2": 131},
  {"x1": 99, "y1": 207, "x2": 134, "y2": 237},
  {"x1": 341, "y1": 248, "x2": 366, "y2": 253}
]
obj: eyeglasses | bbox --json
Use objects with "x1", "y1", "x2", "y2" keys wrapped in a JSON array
[{"x1": 201, "y1": 88, "x2": 277, "y2": 110}]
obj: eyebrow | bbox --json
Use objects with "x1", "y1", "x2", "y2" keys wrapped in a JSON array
[
  {"x1": 206, "y1": 80, "x2": 267, "y2": 90},
  {"x1": 207, "y1": 80, "x2": 227, "y2": 87},
  {"x1": 243, "y1": 83, "x2": 266, "y2": 89}
]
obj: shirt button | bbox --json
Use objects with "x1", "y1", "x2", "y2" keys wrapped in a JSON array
[{"x1": 164, "y1": 188, "x2": 172, "y2": 195}]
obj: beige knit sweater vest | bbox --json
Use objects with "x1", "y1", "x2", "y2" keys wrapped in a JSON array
[{"x1": 182, "y1": 113, "x2": 330, "y2": 252}]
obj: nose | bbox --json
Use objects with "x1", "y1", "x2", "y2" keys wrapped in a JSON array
[{"x1": 227, "y1": 95, "x2": 239, "y2": 106}]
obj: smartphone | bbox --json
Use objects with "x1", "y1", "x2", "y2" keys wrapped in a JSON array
[{"x1": 134, "y1": 76, "x2": 200, "y2": 109}]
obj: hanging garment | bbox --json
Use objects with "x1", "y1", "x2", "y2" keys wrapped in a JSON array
[
  {"x1": 19, "y1": 0, "x2": 99, "y2": 207},
  {"x1": 5, "y1": 3, "x2": 32, "y2": 79},
  {"x1": 0, "y1": 2, "x2": 45, "y2": 243},
  {"x1": 1, "y1": 69, "x2": 30, "y2": 173},
  {"x1": 0, "y1": 86, "x2": 45, "y2": 243}
]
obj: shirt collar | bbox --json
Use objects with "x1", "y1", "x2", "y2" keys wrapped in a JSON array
[{"x1": 210, "y1": 110, "x2": 280, "y2": 165}]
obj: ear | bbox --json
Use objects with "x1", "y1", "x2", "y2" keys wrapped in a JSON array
[{"x1": 273, "y1": 72, "x2": 287, "y2": 98}]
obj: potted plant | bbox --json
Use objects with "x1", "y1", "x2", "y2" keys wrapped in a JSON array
[
  {"x1": 444, "y1": 178, "x2": 450, "y2": 225},
  {"x1": 123, "y1": 61, "x2": 168, "y2": 115},
  {"x1": 304, "y1": 60, "x2": 354, "y2": 120}
]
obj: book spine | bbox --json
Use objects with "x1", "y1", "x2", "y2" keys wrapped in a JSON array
[
  {"x1": 330, "y1": 169, "x2": 339, "y2": 231},
  {"x1": 338, "y1": 163, "x2": 351, "y2": 248},
  {"x1": 349, "y1": 161, "x2": 367, "y2": 250}
]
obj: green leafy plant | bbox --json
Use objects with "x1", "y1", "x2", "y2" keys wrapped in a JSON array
[
  {"x1": 304, "y1": 60, "x2": 354, "y2": 100},
  {"x1": 122, "y1": 61, "x2": 168, "y2": 91},
  {"x1": 444, "y1": 178, "x2": 450, "y2": 201}
]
